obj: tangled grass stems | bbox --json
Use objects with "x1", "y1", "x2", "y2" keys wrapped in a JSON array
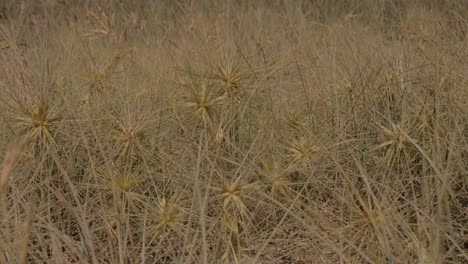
[{"x1": 0, "y1": 1, "x2": 466, "y2": 263}]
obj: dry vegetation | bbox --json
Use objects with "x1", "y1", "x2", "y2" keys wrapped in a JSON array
[{"x1": 0, "y1": 0, "x2": 467, "y2": 263}]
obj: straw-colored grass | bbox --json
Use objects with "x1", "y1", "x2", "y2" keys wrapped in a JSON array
[{"x1": 0, "y1": 1, "x2": 467, "y2": 263}]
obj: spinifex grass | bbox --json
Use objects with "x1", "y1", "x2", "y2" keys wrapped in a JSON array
[
  {"x1": 287, "y1": 135, "x2": 321, "y2": 169},
  {"x1": 257, "y1": 156, "x2": 294, "y2": 197},
  {"x1": 179, "y1": 77, "x2": 226, "y2": 130},
  {"x1": 82, "y1": 49, "x2": 127, "y2": 95},
  {"x1": 0, "y1": 1, "x2": 466, "y2": 263},
  {"x1": 149, "y1": 196, "x2": 185, "y2": 236},
  {"x1": 11, "y1": 97, "x2": 61, "y2": 156}
]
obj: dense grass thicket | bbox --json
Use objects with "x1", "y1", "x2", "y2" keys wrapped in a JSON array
[{"x1": 0, "y1": 1, "x2": 467, "y2": 263}]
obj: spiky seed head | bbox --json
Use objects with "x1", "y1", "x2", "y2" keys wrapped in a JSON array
[
  {"x1": 12, "y1": 100, "x2": 61, "y2": 151},
  {"x1": 373, "y1": 123, "x2": 413, "y2": 166},
  {"x1": 180, "y1": 80, "x2": 225, "y2": 128},
  {"x1": 212, "y1": 57, "x2": 243, "y2": 95},
  {"x1": 115, "y1": 173, "x2": 141, "y2": 193},
  {"x1": 215, "y1": 177, "x2": 258, "y2": 221},
  {"x1": 287, "y1": 136, "x2": 320, "y2": 167},
  {"x1": 259, "y1": 157, "x2": 292, "y2": 195},
  {"x1": 150, "y1": 197, "x2": 184, "y2": 235},
  {"x1": 112, "y1": 120, "x2": 146, "y2": 163}
]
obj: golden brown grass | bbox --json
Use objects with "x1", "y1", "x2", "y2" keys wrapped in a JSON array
[{"x1": 0, "y1": 0, "x2": 467, "y2": 263}]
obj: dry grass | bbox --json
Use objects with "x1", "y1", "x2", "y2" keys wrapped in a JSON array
[{"x1": 0, "y1": 0, "x2": 467, "y2": 263}]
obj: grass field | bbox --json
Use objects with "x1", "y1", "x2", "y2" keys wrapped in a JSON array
[{"x1": 0, "y1": 0, "x2": 467, "y2": 263}]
